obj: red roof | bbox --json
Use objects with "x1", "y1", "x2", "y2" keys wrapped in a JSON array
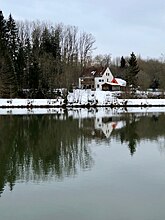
[
  {"x1": 111, "y1": 78, "x2": 118, "y2": 84},
  {"x1": 112, "y1": 123, "x2": 117, "y2": 129}
]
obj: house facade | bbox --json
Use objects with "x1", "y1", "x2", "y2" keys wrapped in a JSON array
[{"x1": 79, "y1": 67, "x2": 126, "y2": 91}]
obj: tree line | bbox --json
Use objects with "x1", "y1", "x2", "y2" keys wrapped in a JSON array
[
  {"x1": 110, "y1": 54, "x2": 165, "y2": 92},
  {"x1": 1, "y1": 10, "x2": 165, "y2": 98},
  {"x1": 0, "y1": 10, "x2": 95, "y2": 98}
]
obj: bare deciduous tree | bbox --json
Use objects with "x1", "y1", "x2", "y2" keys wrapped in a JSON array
[{"x1": 79, "y1": 32, "x2": 95, "y2": 68}]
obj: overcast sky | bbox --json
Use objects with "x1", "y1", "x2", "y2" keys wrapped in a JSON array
[{"x1": 1, "y1": 0, "x2": 165, "y2": 59}]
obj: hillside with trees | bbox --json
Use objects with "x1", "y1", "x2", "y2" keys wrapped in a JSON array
[
  {"x1": 110, "y1": 55, "x2": 165, "y2": 92},
  {"x1": 1, "y1": 10, "x2": 165, "y2": 98},
  {"x1": 0, "y1": 10, "x2": 95, "y2": 98}
]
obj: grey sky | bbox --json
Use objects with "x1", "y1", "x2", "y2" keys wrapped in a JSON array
[{"x1": 1, "y1": 0, "x2": 165, "y2": 59}]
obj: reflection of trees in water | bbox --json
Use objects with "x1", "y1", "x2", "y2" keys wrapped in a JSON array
[
  {"x1": 118, "y1": 115, "x2": 139, "y2": 155},
  {"x1": 1, "y1": 111, "x2": 165, "y2": 196},
  {"x1": 0, "y1": 115, "x2": 94, "y2": 196},
  {"x1": 113, "y1": 113, "x2": 165, "y2": 155}
]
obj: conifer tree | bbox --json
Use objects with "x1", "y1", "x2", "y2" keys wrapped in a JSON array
[
  {"x1": 51, "y1": 28, "x2": 62, "y2": 85},
  {"x1": 24, "y1": 37, "x2": 32, "y2": 89},
  {"x1": 0, "y1": 53, "x2": 17, "y2": 98},
  {"x1": 6, "y1": 14, "x2": 20, "y2": 92},
  {"x1": 128, "y1": 52, "x2": 140, "y2": 74},
  {"x1": 126, "y1": 52, "x2": 140, "y2": 88},
  {"x1": 51, "y1": 28, "x2": 61, "y2": 60},
  {"x1": 40, "y1": 27, "x2": 51, "y2": 54},
  {"x1": 6, "y1": 14, "x2": 19, "y2": 62},
  {"x1": 120, "y1": 56, "x2": 126, "y2": 68},
  {"x1": 16, "y1": 42, "x2": 26, "y2": 91},
  {"x1": 29, "y1": 57, "x2": 41, "y2": 94},
  {"x1": 0, "y1": 10, "x2": 7, "y2": 50},
  {"x1": 0, "y1": 11, "x2": 17, "y2": 97}
]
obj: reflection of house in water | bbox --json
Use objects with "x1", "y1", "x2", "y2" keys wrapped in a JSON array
[
  {"x1": 94, "y1": 117, "x2": 125, "y2": 138},
  {"x1": 76, "y1": 108, "x2": 126, "y2": 140}
]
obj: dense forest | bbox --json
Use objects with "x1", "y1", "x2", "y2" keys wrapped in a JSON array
[{"x1": 0, "y1": 10, "x2": 165, "y2": 98}]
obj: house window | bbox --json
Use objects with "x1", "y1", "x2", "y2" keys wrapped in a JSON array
[
  {"x1": 99, "y1": 79, "x2": 101, "y2": 82},
  {"x1": 102, "y1": 79, "x2": 104, "y2": 82},
  {"x1": 107, "y1": 79, "x2": 109, "y2": 82},
  {"x1": 97, "y1": 84, "x2": 99, "y2": 88},
  {"x1": 106, "y1": 73, "x2": 109, "y2": 76}
]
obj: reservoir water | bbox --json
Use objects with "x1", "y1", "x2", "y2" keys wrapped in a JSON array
[{"x1": 0, "y1": 108, "x2": 165, "y2": 220}]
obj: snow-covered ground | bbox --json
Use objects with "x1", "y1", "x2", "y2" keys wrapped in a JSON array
[
  {"x1": 0, "y1": 98, "x2": 64, "y2": 107},
  {"x1": 67, "y1": 89, "x2": 165, "y2": 107},
  {"x1": 0, "y1": 106, "x2": 165, "y2": 116},
  {"x1": 0, "y1": 108, "x2": 65, "y2": 115},
  {"x1": 0, "y1": 89, "x2": 165, "y2": 110}
]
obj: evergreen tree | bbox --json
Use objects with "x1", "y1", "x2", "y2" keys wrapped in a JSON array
[
  {"x1": 6, "y1": 14, "x2": 19, "y2": 62},
  {"x1": 126, "y1": 52, "x2": 140, "y2": 88},
  {"x1": 29, "y1": 57, "x2": 41, "y2": 94},
  {"x1": 0, "y1": 53, "x2": 17, "y2": 98},
  {"x1": 16, "y1": 42, "x2": 26, "y2": 91},
  {"x1": 24, "y1": 37, "x2": 32, "y2": 89},
  {"x1": 6, "y1": 14, "x2": 20, "y2": 92},
  {"x1": 0, "y1": 10, "x2": 7, "y2": 51},
  {"x1": 51, "y1": 28, "x2": 61, "y2": 60},
  {"x1": 120, "y1": 56, "x2": 126, "y2": 68},
  {"x1": 150, "y1": 78, "x2": 160, "y2": 90},
  {"x1": 0, "y1": 11, "x2": 17, "y2": 97},
  {"x1": 40, "y1": 27, "x2": 51, "y2": 54},
  {"x1": 0, "y1": 10, "x2": 7, "y2": 90},
  {"x1": 32, "y1": 27, "x2": 41, "y2": 57},
  {"x1": 51, "y1": 28, "x2": 62, "y2": 85}
]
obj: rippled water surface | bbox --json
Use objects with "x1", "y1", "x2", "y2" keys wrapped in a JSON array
[{"x1": 0, "y1": 108, "x2": 165, "y2": 220}]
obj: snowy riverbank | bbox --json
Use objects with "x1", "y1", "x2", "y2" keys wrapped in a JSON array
[
  {"x1": 0, "y1": 106, "x2": 165, "y2": 116},
  {"x1": 67, "y1": 89, "x2": 165, "y2": 107},
  {"x1": 1, "y1": 89, "x2": 165, "y2": 108}
]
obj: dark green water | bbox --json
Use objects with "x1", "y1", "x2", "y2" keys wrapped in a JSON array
[{"x1": 0, "y1": 108, "x2": 165, "y2": 220}]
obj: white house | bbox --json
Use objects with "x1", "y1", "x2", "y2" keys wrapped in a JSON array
[
  {"x1": 95, "y1": 117, "x2": 116, "y2": 138},
  {"x1": 94, "y1": 116, "x2": 126, "y2": 138},
  {"x1": 94, "y1": 67, "x2": 114, "y2": 90},
  {"x1": 79, "y1": 67, "x2": 126, "y2": 91}
]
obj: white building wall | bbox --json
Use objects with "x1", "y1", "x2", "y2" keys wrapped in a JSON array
[
  {"x1": 78, "y1": 67, "x2": 117, "y2": 90},
  {"x1": 94, "y1": 117, "x2": 114, "y2": 138},
  {"x1": 95, "y1": 67, "x2": 114, "y2": 90},
  {"x1": 95, "y1": 77, "x2": 104, "y2": 90}
]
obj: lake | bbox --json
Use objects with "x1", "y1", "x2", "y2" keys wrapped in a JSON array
[{"x1": 0, "y1": 107, "x2": 165, "y2": 220}]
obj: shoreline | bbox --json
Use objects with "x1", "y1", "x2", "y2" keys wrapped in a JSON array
[
  {"x1": 1, "y1": 90, "x2": 165, "y2": 108},
  {"x1": 0, "y1": 106, "x2": 165, "y2": 116},
  {"x1": 0, "y1": 98, "x2": 165, "y2": 108}
]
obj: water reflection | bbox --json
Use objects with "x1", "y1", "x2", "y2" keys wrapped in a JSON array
[
  {"x1": 113, "y1": 112, "x2": 165, "y2": 155},
  {"x1": 0, "y1": 108, "x2": 165, "y2": 196},
  {"x1": 0, "y1": 113, "x2": 94, "y2": 196}
]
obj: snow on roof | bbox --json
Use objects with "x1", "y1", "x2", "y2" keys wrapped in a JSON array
[
  {"x1": 115, "y1": 78, "x2": 126, "y2": 86},
  {"x1": 102, "y1": 82, "x2": 120, "y2": 86}
]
